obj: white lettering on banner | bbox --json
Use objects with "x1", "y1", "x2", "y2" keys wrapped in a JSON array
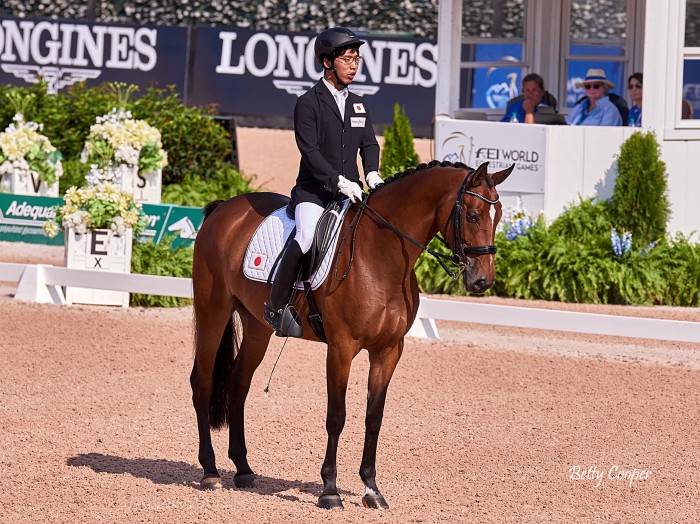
[
  {"x1": 0, "y1": 19, "x2": 157, "y2": 72},
  {"x1": 5, "y1": 200, "x2": 56, "y2": 220},
  {"x1": 215, "y1": 30, "x2": 438, "y2": 93}
]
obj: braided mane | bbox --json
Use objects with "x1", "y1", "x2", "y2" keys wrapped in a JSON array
[{"x1": 368, "y1": 160, "x2": 472, "y2": 194}]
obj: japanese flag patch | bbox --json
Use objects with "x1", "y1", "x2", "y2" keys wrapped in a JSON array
[{"x1": 353, "y1": 103, "x2": 366, "y2": 113}]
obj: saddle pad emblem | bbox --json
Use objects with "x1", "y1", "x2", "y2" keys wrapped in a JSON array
[
  {"x1": 242, "y1": 201, "x2": 350, "y2": 290},
  {"x1": 247, "y1": 252, "x2": 267, "y2": 271}
]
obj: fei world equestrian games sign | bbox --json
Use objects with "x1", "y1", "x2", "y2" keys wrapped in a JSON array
[{"x1": 0, "y1": 16, "x2": 437, "y2": 128}]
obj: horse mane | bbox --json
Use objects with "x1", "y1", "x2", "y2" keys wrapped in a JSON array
[
  {"x1": 203, "y1": 200, "x2": 225, "y2": 222},
  {"x1": 368, "y1": 160, "x2": 473, "y2": 194}
]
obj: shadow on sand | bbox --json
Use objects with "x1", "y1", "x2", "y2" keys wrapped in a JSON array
[{"x1": 67, "y1": 452, "x2": 357, "y2": 504}]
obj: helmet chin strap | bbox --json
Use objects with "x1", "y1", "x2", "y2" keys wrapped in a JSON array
[{"x1": 324, "y1": 60, "x2": 347, "y2": 89}]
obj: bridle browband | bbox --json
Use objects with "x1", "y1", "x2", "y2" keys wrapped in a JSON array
[{"x1": 334, "y1": 167, "x2": 500, "y2": 281}]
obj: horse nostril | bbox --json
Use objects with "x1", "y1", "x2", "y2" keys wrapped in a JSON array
[{"x1": 472, "y1": 277, "x2": 487, "y2": 293}]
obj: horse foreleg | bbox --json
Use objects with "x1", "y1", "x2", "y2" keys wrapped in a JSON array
[
  {"x1": 227, "y1": 311, "x2": 271, "y2": 488},
  {"x1": 319, "y1": 343, "x2": 359, "y2": 510},
  {"x1": 360, "y1": 340, "x2": 404, "y2": 509}
]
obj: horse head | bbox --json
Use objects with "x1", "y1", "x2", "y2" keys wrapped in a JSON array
[{"x1": 440, "y1": 162, "x2": 513, "y2": 294}]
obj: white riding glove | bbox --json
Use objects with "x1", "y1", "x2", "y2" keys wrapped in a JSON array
[
  {"x1": 365, "y1": 171, "x2": 384, "y2": 189},
  {"x1": 337, "y1": 175, "x2": 364, "y2": 203}
]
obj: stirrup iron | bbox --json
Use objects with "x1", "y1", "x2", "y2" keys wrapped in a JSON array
[{"x1": 264, "y1": 302, "x2": 304, "y2": 338}]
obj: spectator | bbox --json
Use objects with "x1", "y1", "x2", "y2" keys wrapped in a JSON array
[
  {"x1": 627, "y1": 72, "x2": 643, "y2": 126},
  {"x1": 682, "y1": 98, "x2": 694, "y2": 119},
  {"x1": 501, "y1": 73, "x2": 558, "y2": 124},
  {"x1": 567, "y1": 69, "x2": 623, "y2": 126}
]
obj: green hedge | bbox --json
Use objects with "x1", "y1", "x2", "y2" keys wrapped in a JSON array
[{"x1": 0, "y1": 82, "x2": 237, "y2": 186}]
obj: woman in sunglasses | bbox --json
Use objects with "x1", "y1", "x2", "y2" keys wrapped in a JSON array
[
  {"x1": 627, "y1": 73, "x2": 643, "y2": 126},
  {"x1": 566, "y1": 69, "x2": 622, "y2": 126}
]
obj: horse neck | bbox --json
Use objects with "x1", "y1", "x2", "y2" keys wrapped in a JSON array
[{"x1": 365, "y1": 171, "x2": 448, "y2": 256}]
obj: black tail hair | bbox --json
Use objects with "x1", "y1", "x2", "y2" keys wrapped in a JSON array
[
  {"x1": 203, "y1": 200, "x2": 225, "y2": 222},
  {"x1": 208, "y1": 315, "x2": 238, "y2": 429}
]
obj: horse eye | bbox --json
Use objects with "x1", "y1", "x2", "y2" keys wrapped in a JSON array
[{"x1": 467, "y1": 212, "x2": 479, "y2": 223}]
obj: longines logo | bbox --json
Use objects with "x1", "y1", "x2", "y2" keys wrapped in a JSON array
[
  {"x1": 216, "y1": 31, "x2": 437, "y2": 97},
  {"x1": 0, "y1": 19, "x2": 158, "y2": 92}
]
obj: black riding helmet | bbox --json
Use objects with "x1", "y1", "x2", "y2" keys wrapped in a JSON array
[{"x1": 314, "y1": 27, "x2": 365, "y2": 67}]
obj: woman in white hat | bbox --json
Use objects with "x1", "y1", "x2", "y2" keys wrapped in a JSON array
[{"x1": 566, "y1": 68, "x2": 622, "y2": 126}]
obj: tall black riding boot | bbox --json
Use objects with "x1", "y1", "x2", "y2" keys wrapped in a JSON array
[{"x1": 264, "y1": 240, "x2": 305, "y2": 337}]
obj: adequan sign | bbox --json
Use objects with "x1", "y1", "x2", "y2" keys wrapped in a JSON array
[{"x1": 0, "y1": 193, "x2": 202, "y2": 247}]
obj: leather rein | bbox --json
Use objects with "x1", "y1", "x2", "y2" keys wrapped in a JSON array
[{"x1": 334, "y1": 168, "x2": 500, "y2": 281}]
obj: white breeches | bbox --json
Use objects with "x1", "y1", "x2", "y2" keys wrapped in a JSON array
[{"x1": 294, "y1": 201, "x2": 324, "y2": 254}]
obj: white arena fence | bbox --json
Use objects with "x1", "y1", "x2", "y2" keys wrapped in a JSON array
[{"x1": 0, "y1": 262, "x2": 698, "y2": 344}]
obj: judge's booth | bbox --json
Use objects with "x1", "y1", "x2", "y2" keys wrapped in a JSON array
[{"x1": 434, "y1": 0, "x2": 700, "y2": 235}]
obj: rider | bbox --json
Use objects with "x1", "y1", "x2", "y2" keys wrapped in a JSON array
[{"x1": 264, "y1": 26, "x2": 383, "y2": 336}]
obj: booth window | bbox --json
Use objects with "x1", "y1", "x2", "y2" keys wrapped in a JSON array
[
  {"x1": 563, "y1": 0, "x2": 628, "y2": 108},
  {"x1": 682, "y1": 0, "x2": 700, "y2": 119},
  {"x1": 459, "y1": 0, "x2": 526, "y2": 110}
]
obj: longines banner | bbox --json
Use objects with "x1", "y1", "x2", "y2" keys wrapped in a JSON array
[
  {"x1": 0, "y1": 16, "x2": 437, "y2": 127},
  {"x1": 0, "y1": 16, "x2": 188, "y2": 95},
  {"x1": 187, "y1": 27, "x2": 438, "y2": 128},
  {"x1": 434, "y1": 120, "x2": 546, "y2": 194}
]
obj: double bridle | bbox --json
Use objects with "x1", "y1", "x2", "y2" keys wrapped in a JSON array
[{"x1": 335, "y1": 168, "x2": 500, "y2": 281}]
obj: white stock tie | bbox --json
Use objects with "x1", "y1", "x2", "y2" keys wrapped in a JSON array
[{"x1": 335, "y1": 90, "x2": 347, "y2": 121}]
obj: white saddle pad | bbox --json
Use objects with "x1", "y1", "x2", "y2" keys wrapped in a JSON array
[{"x1": 242, "y1": 201, "x2": 350, "y2": 290}]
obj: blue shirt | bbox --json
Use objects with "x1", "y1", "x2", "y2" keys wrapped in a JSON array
[
  {"x1": 566, "y1": 96, "x2": 622, "y2": 126},
  {"x1": 628, "y1": 104, "x2": 642, "y2": 126},
  {"x1": 500, "y1": 98, "x2": 552, "y2": 123}
]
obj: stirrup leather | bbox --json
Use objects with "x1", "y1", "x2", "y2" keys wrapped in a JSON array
[{"x1": 264, "y1": 302, "x2": 304, "y2": 338}]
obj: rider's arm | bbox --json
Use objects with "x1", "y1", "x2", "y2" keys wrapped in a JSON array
[
  {"x1": 359, "y1": 104, "x2": 380, "y2": 177},
  {"x1": 294, "y1": 95, "x2": 340, "y2": 193}
]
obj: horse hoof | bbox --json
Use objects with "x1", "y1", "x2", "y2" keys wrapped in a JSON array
[
  {"x1": 200, "y1": 475, "x2": 222, "y2": 490},
  {"x1": 318, "y1": 494, "x2": 344, "y2": 510},
  {"x1": 233, "y1": 473, "x2": 256, "y2": 489},
  {"x1": 362, "y1": 492, "x2": 389, "y2": 510}
]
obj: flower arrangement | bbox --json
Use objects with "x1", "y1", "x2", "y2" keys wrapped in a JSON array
[
  {"x1": 43, "y1": 182, "x2": 148, "y2": 238},
  {"x1": 80, "y1": 83, "x2": 167, "y2": 186},
  {"x1": 610, "y1": 227, "x2": 632, "y2": 257},
  {"x1": 0, "y1": 93, "x2": 62, "y2": 188},
  {"x1": 500, "y1": 206, "x2": 537, "y2": 240}
]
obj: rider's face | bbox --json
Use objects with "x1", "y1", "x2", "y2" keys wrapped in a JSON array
[{"x1": 327, "y1": 49, "x2": 360, "y2": 86}]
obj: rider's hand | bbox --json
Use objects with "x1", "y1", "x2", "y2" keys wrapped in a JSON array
[
  {"x1": 337, "y1": 175, "x2": 364, "y2": 203},
  {"x1": 365, "y1": 172, "x2": 384, "y2": 190}
]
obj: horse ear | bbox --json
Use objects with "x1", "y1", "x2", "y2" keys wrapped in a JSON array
[
  {"x1": 469, "y1": 162, "x2": 489, "y2": 188},
  {"x1": 491, "y1": 164, "x2": 515, "y2": 186}
]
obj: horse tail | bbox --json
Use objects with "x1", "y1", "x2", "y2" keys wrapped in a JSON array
[
  {"x1": 203, "y1": 200, "x2": 225, "y2": 222},
  {"x1": 208, "y1": 314, "x2": 238, "y2": 429}
]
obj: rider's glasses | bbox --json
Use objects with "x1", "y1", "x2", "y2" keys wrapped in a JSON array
[{"x1": 336, "y1": 56, "x2": 363, "y2": 66}]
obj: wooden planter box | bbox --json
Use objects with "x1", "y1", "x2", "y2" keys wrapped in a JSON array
[
  {"x1": 64, "y1": 227, "x2": 132, "y2": 307},
  {"x1": 116, "y1": 165, "x2": 161, "y2": 204},
  {"x1": 0, "y1": 170, "x2": 59, "y2": 197}
]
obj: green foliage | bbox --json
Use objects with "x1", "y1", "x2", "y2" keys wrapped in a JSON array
[
  {"x1": 0, "y1": 83, "x2": 237, "y2": 188},
  {"x1": 380, "y1": 104, "x2": 420, "y2": 179},
  {"x1": 130, "y1": 86, "x2": 233, "y2": 185},
  {"x1": 609, "y1": 131, "x2": 670, "y2": 246},
  {"x1": 130, "y1": 235, "x2": 193, "y2": 308},
  {"x1": 413, "y1": 238, "x2": 466, "y2": 295},
  {"x1": 161, "y1": 164, "x2": 256, "y2": 207},
  {"x1": 59, "y1": 159, "x2": 89, "y2": 194}
]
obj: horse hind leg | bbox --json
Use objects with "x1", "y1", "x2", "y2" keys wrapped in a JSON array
[
  {"x1": 226, "y1": 308, "x2": 272, "y2": 488},
  {"x1": 191, "y1": 294, "x2": 237, "y2": 490},
  {"x1": 359, "y1": 340, "x2": 404, "y2": 509}
]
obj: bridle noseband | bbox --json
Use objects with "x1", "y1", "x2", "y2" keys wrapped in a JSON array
[{"x1": 334, "y1": 167, "x2": 500, "y2": 281}]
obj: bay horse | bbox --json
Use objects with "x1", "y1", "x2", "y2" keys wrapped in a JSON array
[{"x1": 190, "y1": 160, "x2": 512, "y2": 509}]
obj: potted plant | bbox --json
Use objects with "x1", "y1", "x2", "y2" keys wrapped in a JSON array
[
  {"x1": 43, "y1": 182, "x2": 148, "y2": 307},
  {"x1": 0, "y1": 92, "x2": 63, "y2": 197},
  {"x1": 80, "y1": 83, "x2": 168, "y2": 203}
]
